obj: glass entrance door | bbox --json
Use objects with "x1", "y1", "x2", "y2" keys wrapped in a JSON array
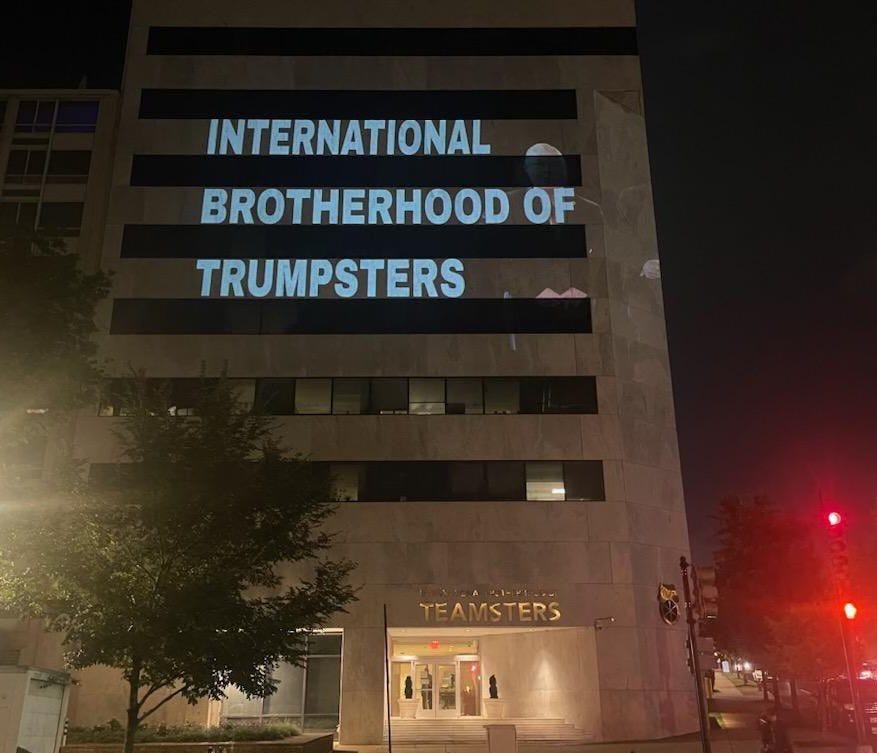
[
  {"x1": 434, "y1": 663, "x2": 457, "y2": 718},
  {"x1": 415, "y1": 663, "x2": 435, "y2": 716},
  {"x1": 413, "y1": 662, "x2": 457, "y2": 718}
]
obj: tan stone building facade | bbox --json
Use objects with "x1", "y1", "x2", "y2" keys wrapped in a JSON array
[{"x1": 4, "y1": 0, "x2": 697, "y2": 746}]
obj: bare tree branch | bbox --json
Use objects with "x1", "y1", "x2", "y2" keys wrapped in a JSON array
[
  {"x1": 137, "y1": 678, "x2": 176, "y2": 708},
  {"x1": 138, "y1": 685, "x2": 189, "y2": 723}
]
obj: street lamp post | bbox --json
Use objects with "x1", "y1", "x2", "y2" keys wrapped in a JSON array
[{"x1": 681, "y1": 556, "x2": 712, "y2": 753}]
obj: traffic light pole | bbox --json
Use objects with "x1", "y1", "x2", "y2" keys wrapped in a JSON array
[
  {"x1": 681, "y1": 557, "x2": 712, "y2": 753},
  {"x1": 840, "y1": 616, "x2": 872, "y2": 753}
]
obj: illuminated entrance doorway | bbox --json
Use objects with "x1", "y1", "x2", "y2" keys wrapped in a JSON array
[{"x1": 390, "y1": 637, "x2": 481, "y2": 719}]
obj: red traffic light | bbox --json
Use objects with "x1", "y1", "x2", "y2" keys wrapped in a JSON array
[
  {"x1": 827, "y1": 511, "x2": 843, "y2": 526},
  {"x1": 844, "y1": 602, "x2": 858, "y2": 620}
]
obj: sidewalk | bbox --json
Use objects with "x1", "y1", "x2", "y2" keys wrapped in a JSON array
[
  {"x1": 709, "y1": 671, "x2": 859, "y2": 753},
  {"x1": 342, "y1": 742, "x2": 762, "y2": 753}
]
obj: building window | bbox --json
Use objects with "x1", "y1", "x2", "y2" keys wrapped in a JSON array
[
  {"x1": 0, "y1": 201, "x2": 38, "y2": 228},
  {"x1": 563, "y1": 460, "x2": 605, "y2": 501},
  {"x1": 446, "y1": 378, "x2": 483, "y2": 414},
  {"x1": 15, "y1": 101, "x2": 56, "y2": 132},
  {"x1": 167, "y1": 380, "x2": 202, "y2": 416},
  {"x1": 98, "y1": 377, "x2": 598, "y2": 416},
  {"x1": 253, "y1": 379, "x2": 294, "y2": 415},
  {"x1": 521, "y1": 376, "x2": 598, "y2": 413},
  {"x1": 99, "y1": 378, "x2": 249, "y2": 417},
  {"x1": 485, "y1": 461, "x2": 526, "y2": 500},
  {"x1": 5, "y1": 150, "x2": 46, "y2": 184},
  {"x1": 90, "y1": 460, "x2": 606, "y2": 502},
  {"x1": 46, "y1": 150, "x2": 92, "y2": 183},
  {"x1": 484, "y1": 378, "x2": 520, "y2": 414},
  {"x1": 409, "y1": 378, "x2": 445, "y2": 415},
  {"x1": 55, "y1": 101, "x2": 99, "y2": 133},
  {"x1": 262, "y1": 662, "x2": 303, "y2": 716},
  {"x1": 230, "y1": 379, "x2": 256, "y2": 413},
  {"x1": 330, "y1": 463, "x2": 363, "y2": 501},
  {"x1": 222, "y1": 632, "x2": 342, "y2": 731},
  {"x1": 525, "y1": 461, "x2": 565, "y2": 501},
  {"x1": 369, "y1": 378, "x2": 407, "y2": 415},
  {"x1": 448, "y1": 462, "x2": 485, "y2": 499},
  {"x1": 294, "y1": 379, "x2": 331, "y2": 415},
  {"x1": 110, "y1": 298, "x2": 592, "y2": 336},
  {"x1": 332, "y1": 378, "x2": 369, "y2": 415},
  {"x1": 38, "y1": 202, "x2": 84, "y2": 236}
]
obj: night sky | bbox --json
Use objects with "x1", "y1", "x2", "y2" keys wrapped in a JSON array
[{"x1": 3, "y1": 2, "x2": 875, "y2": 559}]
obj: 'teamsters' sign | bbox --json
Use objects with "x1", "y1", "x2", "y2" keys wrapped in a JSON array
[{"x1": 417, "y1": 586, "x2": 561, "y2": 624}]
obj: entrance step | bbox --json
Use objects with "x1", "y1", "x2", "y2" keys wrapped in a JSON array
[{"x1": 384, "y1": 718, "x2": 592, "y2": 743}]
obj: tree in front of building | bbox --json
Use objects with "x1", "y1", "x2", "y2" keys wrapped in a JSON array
[
  {"x1": 763, "y1": 602, "x2": 845, "y2": 682},
  {"x1": 0, "y1": 379, "x2": 356, "y2": 753},
  {"x1": 713, "y1": 496, "x2": 843, "y2": 679},
  {"x1": 0, "y1": 223, "x2": 110, "y2": 491}
]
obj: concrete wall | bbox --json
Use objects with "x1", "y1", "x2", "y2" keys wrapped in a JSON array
[
  {"x1": 479, "y1": 628, "x2": 601, "y2": 738},
  {"x1": 67, "y1": 666, "x2": 220, "y2": 729}
]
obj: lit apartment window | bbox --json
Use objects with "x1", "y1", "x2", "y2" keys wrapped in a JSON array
[
  {"x1": 409, "y1": 378, "x2": 445, "y2": 415},
  {"x1": 231, "y1": 379, "x2": 256, "y2": 413},
  {"x1": 330, "y1": 463, "x2": 363, "y2": 501},
  {"x1": 525, "y1": 461, "x2": 565, "y2": 501},
  {"x1": 294, "y1": 379, "x2": 332, "y2": 414}
]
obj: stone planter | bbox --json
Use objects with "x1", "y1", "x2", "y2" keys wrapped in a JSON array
[
  {"x1": 482, "y1": 698, "x2": 505, "y2": 719},
  {"x1": 398, "y1": 697, "x2": 419, "y2": 719}
]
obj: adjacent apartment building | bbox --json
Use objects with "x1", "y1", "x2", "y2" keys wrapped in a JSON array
[{"x1": 2, "y1": 0, "x2": 696, "y2": 746}]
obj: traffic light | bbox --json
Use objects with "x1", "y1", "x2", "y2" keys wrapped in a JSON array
[
  {"x1": 824, "y1": 509, "x2": 852, "y2": 597},
  {"x1": 844, "y1": 602, "x2": 858, "y2": 620},
  {"x1": 693, "y1": 566, "x2": 719, "y2": 620}
]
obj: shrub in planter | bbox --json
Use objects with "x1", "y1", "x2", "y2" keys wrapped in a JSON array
[
  {"x1": 489, "y1": 675, "x2": 498, "y2": 699},
  {"x1": 66, "y1": 722, "x2": 300, "y2": 744}
]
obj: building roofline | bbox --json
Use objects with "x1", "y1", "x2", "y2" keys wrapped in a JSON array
[{"x1": 0, "y1": 89, "x2": 119, "y2": 98}]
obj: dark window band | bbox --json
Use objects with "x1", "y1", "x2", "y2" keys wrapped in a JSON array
[
  {"x1": 109, "y1": 298, "x2": 592, "y2": 335},
  {"x1": 129, "y1": 155, "x2": 581, "y2": 188},
  {"x1": 98, "y1": 375, "x2": 598, "y2": 417},
  {"x1": 120, "y1": 224, "x2": 587, "y2": 259},
  {"x1": 146, "y1": 27, "x2": 637, "y2": 57},
  {"x1": 138, "y1": 89, "x2": 577, "y2": 120},
  {"x1": 90, "y1": 460, "x2": 606, "y2": 502}
]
